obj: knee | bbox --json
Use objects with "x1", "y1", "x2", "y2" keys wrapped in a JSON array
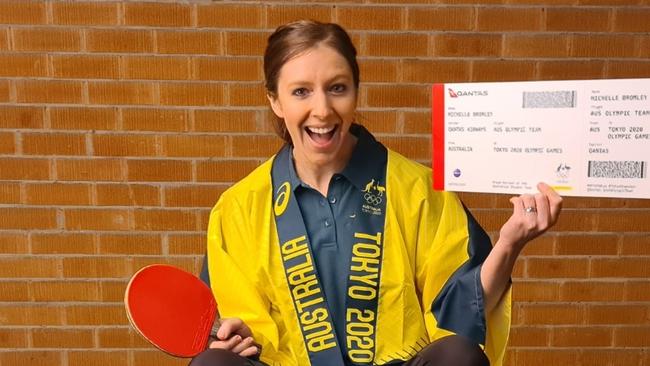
[
  {"x1": 188, "y1": 348, "x2": 244, "y2": 366},
  {"x1": 418, "y1": 335, "x2": 490, "y2": 366}
]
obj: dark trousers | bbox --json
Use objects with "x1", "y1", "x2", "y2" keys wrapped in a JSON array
[{"x1": 189, "y1": 335, "x2": 489, "y2": 366}]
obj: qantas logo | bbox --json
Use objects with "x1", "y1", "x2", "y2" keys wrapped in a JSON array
[{"x1": 448, "y1": 88, "x2": 488, "y2": 97}]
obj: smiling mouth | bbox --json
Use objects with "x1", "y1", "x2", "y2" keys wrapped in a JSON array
[{"x1": 305, "y1": 125, "x2": 338, "y2": 145}]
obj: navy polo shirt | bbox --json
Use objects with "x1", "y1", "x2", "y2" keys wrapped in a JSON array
[{"x1": 287, "y1": 125, "x2": 386, "y2": 363}]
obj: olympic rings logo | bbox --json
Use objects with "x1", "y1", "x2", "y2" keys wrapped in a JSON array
[{"x1": 364, "y1": 192, "x2": 382, "y2": 206}]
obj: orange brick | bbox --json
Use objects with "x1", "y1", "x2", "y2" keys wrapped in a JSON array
[
  {"x1": 571, "y1": 34, "x2": 638, "y2": 58},
  {"x1": 472, "y1": 60, "x2": 537, "y2": 82},
  {"x1": 197, "y1": 4, "x2": 264, "y2": 28},
  {"x1": 193, "y1": 57, "x2": 261, "y2": 81},
  {"x1": 508, "y1": 327, "x2": 549, "y2": 347},
  {"x1": 0, "y1": 181, "x2": 20, "y2": 203},
  {"x1": 407, "y1": 7, "x2": 474, "y2": 31},
  {"x1": 625, "y1": 280, "x2": 650, "y2": 301},
  {"x1": 503, "y1": 35, "x2": 571, "y2": 58},
  {"x1": 355, "y1": 110, "x2": 398, "y2": 133},
  {"x1": 89, "y1": 81, "x2": 155, "y2": 105},
  {"x1": 0, "y1": 304, "x2": 65, "y2": 325},
  {"x1": 23, "y1": 132, "x2": 86, "y2": 156},
  {"x1": 0, "y1": 281, "x2": 29, "y2": 301},
  {"x1": 98, "y1": 234, "x2": 161, "y2": 255},
  {"x1": 31, "y1": 233, "x2": 94, "y2": 255},
  {"x1": 538, "y1": 60, "x2": 606, "y2": 80},
  {"x1": 477, "y1": 7, "x2": 544, "y2": 31},
  {"x1": 63, "y1": 257, "x2": 130, "y2": 278},
  {"x1": 587, "y1": 304, "x2": 647, "y2": 325},
  {"x1": 159, "y1": 82, "x2": 226, "y2": 106},
  {"x1": 0, "y1": 79, "x2": 8, "y2": 101},
  {"x1": 615, "y1": 8, "x2": 650, "y2": 32},
  {"x1": 456, "y1": 192, "x2": 496, "y2": 209},
  {"x1": 93, "y1": 134, "x2": 159, "y2": 157},
  {"x1": 52, "y1": 1, "x2": 119, "y2": 25},
  {"x1": 65, "y1": 208, "x2": 131, "y2": 231},
  {"x1": 614, "y1": 326, "x2": 650, "y2": 347},
  {"x1": 0, "y1": 351, "x2": 62, "y2": 366},
  {"x1": 168, "y1": 233, "x2": 206, "y2": 255},
  {"x1": 124, "y1": 2, "x2": 192, "y2": 27},
  {"x1": 381, "y1": 136, "x2": 430, "y2": 161},
  {"x1": 512, "y1": 280, "x2": 559, "y2": 302},
  {"x1": 520, "y1": 303, "x2": 585, "y2": 325},
  {"x1": 66, "y1": 304, "x2": 128, "y2": 325},
  {"x1": 365, "y1": 85, "x2": 429, "y2": 108},
  {"x1": 0, "y1": 233, "x2": 29, "y2": 254},
  {"x1": 25, "y1": 182, "x2": 92, "y2": 206},
  {"x1": 547, "y1": 8, "x2": 610, "y2": 32},
  {"x1": 33, "y1": 328, "x2": 94, "y2": 348},
  {"x1": 512, "y1": 349, "x2": 578, "y2": 366},
  {"x1": 101, "y1": 280, "x2": 128, "y2": 302},
  {"x1": 86, "y1": 29, "x2": 155, "y2": 53},
  {"x1": 620, "y1": 234, "x2": 650, "y2": 255},
  {"x1": 98, "y1": 327, "x2": 150, "y2": 348},
  {"x1": 526, "y1": 258, "x2": 589, "y2": 279},
  {"x1": 131, "y1": 257, "x2": 198, "y2": 275},
  {"x1": 555, "y1": 234, "x2": 618, "y2": 255},
  {"x1": 51, "y1": 55, "x2": 119, "y2": 79},
  {"x1": 402, "y1": 111, "x2": 431, "y2": 134},
  {"x1": 591, "y1": 258, "x2": 650, "y2": 278},
  {"x1": 231, "y1": 135, "x2": 283, "y2": 158},
  {"x1": 13, "y1": 27, "x2": 80, "y2": 52},
  {"x1": 164, "y1": 185, "x2": 226, "y2": 208},
  {"x1": 229, "y1": 83, "x2": 267, "y2": 107},
  {"x1": 50, "y1": 107, "x2": 117, "y2": 130},
  {"x1": 267, "y1": 5, "x2": 333, "y2": 27},
  {"x1": 597, "y1": 211, "x2": 648, "y2": 232},
  {"x1": 0, "y1": 28, "x2": 7, "y2": 50},
  {"x1": 359, "y1": 59, "x2": 398, "y2": 82},
  {"x1": 520, "y1": 234, "x2": 555, "y2": 256},
  {"x1": 133, "y1": 350, "x2": 188, "y2": 366},
  {"x1": 157, "y1": 30, "x2": 222, "y2": 55},
  {"x1": 15, "y1": 80, "x2": 83, "y2": 104},
  {"x1": 0, "y1": 1, "x2": 46, "y2": 24},
  {"x1": 0, "y1": 207, "x2": 57, "y2": 230},
  {"x1": 96, "y1": 183, "x2": 161, "y2": 206},
  {"x1": 124, "y1": 56, "x2": 191, "y2": 80},
  {"x1": 337, "y1": 6, "x2": 403, "y2": 30},
  {"x1": 32, "y1": 280, "x2": 100, "y2": 302},
  {"x1": 0, "y1": 131, "x2": 15, "y2": 154},
  {"x1": 433, "y1": 33, "x2": 502, "y2": 57},
  {"x1": 364, "y1": 33, "x2": 429, "y2": 57},
  {"x1": 194, "y1": 110, "x2": 257, "y2": 133},
  {"x1": 0, "y1": 328, "x2": 28, "y2": 347},
  {"x1": 122, "y1": 108, "x2": 189, "y2": 132},
  {"x1": 402, "y1": 59, "x2": 470, "y2": 83},
  {"x1": 225, "y1": 31, "x2": 269, "y2": 56},
  {"x1": 552, "y1": 327, "x2": 612, "y2": 347},
  {"x1": 0, "y1": 54, "x2": 47, "y2": 77},
  {"x1": 196, "y1": 159, "x2": 262, "y2": 183},
  {"x1": 56, "y1": 158, "x2": 124, "y2": 181},
  {"x1": 0, "y1": 257, "x2": 59, "y2": 278},
  {"x1": 134, "y1": 209, "x2": 198, "y2": 231},
  {"x1": 579, "y1": 349, "x2": 646, "y2": 366},
  {"x1": 162, "y1": 134, "x2": 227, "y2": 158},
  {"x1": 127, "y1": 159, "x2": 193, "y2": 182},
  {"x1": 559, "y1": 281, "x2": 625, "y2": 302}
]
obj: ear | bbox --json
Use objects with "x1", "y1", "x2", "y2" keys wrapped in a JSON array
[{"x1": 267, "y1": 94, "x2": 284, "y2": 119}]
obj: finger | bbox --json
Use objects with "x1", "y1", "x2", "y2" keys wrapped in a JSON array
[
  {"x1": 534, "y1": 192, "x2": 550, "y2": 227},
  {"x1": 510, "y1": 196, "x2": 524, "y2": 215},
  {"x1": 520, "y1": 194, "x2": 537, "y2": 217},
  {"x1": 238, "y1": 345, "x2": 261, "y2": 358},
  {"x1": 538, "y1": 182, "x2": 563, "y2": 221},
  {"x1": 208, "y1": 335, "x2": 242, "y2": 351},
  {"x1": 216, "y1": 318, "x2": 243, "y2": 340},
  {"x1": 230, "y1": 336, "x2": 254, "y2": 354}
]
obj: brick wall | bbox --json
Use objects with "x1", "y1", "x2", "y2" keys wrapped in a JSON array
[{"x1": 0, "y1": 1, "x2": 649, "y2": 365}]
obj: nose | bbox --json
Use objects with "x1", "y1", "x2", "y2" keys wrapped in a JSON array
[{"x1": 311, "y1": 91, "x2": 333, "y2": 120}]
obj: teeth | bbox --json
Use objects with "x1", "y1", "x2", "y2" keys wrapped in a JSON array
[{"x1": 307, "y1": 126, "x2": 335, "y2": 134}]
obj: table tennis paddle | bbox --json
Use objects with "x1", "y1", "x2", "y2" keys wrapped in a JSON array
[{"x1": 124, "y1": 264, "x2": 219, "y2": 357}]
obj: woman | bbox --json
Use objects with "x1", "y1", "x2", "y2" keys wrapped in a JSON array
[{"x1": 192, "y1": 20, "x2": 562, "y2": 366}]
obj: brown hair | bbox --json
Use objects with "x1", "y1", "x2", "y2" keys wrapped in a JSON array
[{"x1": 264, "y1": 20, "x2": 360, "y2": 143}]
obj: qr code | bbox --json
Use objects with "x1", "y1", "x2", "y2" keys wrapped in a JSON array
[
  {"x1": 522, "y1": 90, "x2": 577, "y2": 108},
  {"x1": 588, "y1": 161, "x2": 647, "y2": 179}
]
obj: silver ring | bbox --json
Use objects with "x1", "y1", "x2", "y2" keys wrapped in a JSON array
[{"x1": 525, "y1": 206, "x2": 537, "y2": 213}]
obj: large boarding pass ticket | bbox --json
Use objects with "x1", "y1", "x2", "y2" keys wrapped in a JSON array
[{"x1": 432, "y1": 78, "x2": 649, "y2": 199}]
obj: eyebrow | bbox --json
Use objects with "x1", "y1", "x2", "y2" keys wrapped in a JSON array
[{"x1": 285, "y1": 73, "x2": 353, "y2": 89}]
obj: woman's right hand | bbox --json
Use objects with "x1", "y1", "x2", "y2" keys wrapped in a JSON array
[{"x1": 208, "y1": 317, "x2": 260, "y2": 357}]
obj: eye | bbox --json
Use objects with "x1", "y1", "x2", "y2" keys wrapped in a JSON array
[
  {"x1": 330, "y1": 84, "x2": 347, "y2": 94},
  {"x1": 291, "y1": 88, "x2": 309, "y2": 97}
]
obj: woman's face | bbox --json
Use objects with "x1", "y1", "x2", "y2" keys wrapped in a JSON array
[{"x1": 268, "y1": 45, "x2": 357, "y2": 169}]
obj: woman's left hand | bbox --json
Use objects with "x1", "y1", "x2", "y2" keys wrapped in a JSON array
[{"x1": 498, "y1": 182, "x2": 563, "y2": 252}]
